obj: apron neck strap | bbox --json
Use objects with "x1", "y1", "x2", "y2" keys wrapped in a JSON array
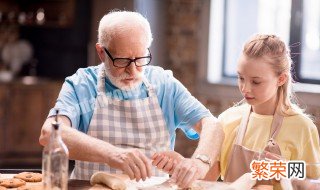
[
  {"x1": 235, "y1": 105, "x2": 284, "y2": 145},
  {"x1": 98, "y1": 65, "x2": 106, "y2": 93},
  {"x1": 269, "y1": 111, "x2": 284, "y2": 139},
  {"x1": 142, "y1": 76, "x2": 155, "y2": 97},
  {"x1": 235, "y1": 105, "x2": 251, "y2": 145}
]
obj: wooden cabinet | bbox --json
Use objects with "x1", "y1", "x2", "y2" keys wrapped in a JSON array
[
  {"x1": 0, "y1": 79, "x2": 62, "y2": 168},
  {"x1": 0, "y1": 84, "x2": 8, "y2": 156}
]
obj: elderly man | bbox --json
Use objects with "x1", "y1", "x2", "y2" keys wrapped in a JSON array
[{"x1": 39, "y1": 10, "x2": 224, "y2": 187}]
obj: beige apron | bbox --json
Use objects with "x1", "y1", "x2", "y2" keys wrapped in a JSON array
[{"x1": 224, "y1": 105, "x2": 284, "y2": 184}]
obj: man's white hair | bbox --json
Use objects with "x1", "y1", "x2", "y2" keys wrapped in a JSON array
[{"x1": 98, "y1": 10, "x2": 153, "y2": 48}]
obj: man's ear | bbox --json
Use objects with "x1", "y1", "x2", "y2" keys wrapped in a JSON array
[
  {"x1": 95, "y1": 43, "x2": 105, "y2": 62},
  {"x1": 278, "y1": 73, "x2": 288, "y2": 86}
]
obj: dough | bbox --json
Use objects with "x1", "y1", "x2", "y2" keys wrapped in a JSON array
[{"x1": 90, "y1": 172, "x2": 126, "y2": 190}]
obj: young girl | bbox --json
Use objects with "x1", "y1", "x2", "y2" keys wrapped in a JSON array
[{"x1": 152, "y1": 34, "x2": 320, "y2": 189}]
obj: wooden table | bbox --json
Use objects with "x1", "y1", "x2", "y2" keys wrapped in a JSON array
[
  {"x1": 0, "y1": 173, "x2": 175, "y2": 190},
  {"x1": 0, "y1": 172, "x2": 222, "y2": 190},
  {"x1": 0, "y1": 173, "x2": 112, "y2": 190}
]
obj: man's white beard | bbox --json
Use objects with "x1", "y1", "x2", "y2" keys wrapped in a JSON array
[{"x1": 104, "y1": 63, "x2": 144, "y2": 91}]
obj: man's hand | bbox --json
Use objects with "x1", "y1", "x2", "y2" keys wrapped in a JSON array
[
  {"x1": 152, "y1": 151, "x2": 184, "y2": 174},
  {"x1": 169, "y1": 158, "x2": 210, "y2": 188},
  {"x1": 107, "y1": 148, "x2": 152, "y2": 181}
]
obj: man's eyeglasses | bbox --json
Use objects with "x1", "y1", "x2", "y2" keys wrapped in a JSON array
[{"x1": 103, "y1": 47, "x2": 152, "y2": 68}]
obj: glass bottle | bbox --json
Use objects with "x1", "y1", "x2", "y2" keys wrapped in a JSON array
[{"x1": 42, "y1": 110, "x2": 69, "y2": 190}]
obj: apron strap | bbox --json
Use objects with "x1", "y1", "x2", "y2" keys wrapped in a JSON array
[
  {"x1": 224, "y1": 104, "x2": 251, "y2": 181},
  {"x1": 235, "y1": 105, "x2": 251, "y2": 145},
  {"x1": 98, "y1": 64, "x2": 106, "y2": 93},
  {"x1": 269, "y1": 112, "x2": 284, "y2": 139},
  {"x1": 269, "y1": 87, "x2": 285, "y2": 139},
  {"x1": 265, "y1": 111, "x2": 284, "y2": 155},
  {"x1": 142, "y1": 76, "x2": 156, "y2": 97}
]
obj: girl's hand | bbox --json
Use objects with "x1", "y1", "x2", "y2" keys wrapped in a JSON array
[{"x1": 152, "y1": 151, "x2": 184, "y2": 174}]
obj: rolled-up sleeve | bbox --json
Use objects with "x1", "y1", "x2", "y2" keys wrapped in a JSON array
[
  {"x1": 146, "y1": 67, "x2": 213, "y2": 142},
  {"x1": 171, "y1": 75, "x2": 213, "y2": 139},
  {"x1": 48, "y1": 79, "x2": 81, "y2": 129}
]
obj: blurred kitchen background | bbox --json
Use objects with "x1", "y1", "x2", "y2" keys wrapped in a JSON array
[{"x1": 0, "y1": 0, "x2": 319, "y2": 169}]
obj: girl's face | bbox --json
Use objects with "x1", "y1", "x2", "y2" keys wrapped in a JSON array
[{"x1": 237, "y1": 54, "x2": 283, "y2": 115}]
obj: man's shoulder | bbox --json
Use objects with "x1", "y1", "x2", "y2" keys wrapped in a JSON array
[
  {"x1": 144, "y1": 65, "x2": 174, "y2": 84},
  {"x1": 66, "y1": 65, "x2": 100, "y2": 85},
  {"x1": 144, "y1": 65, "x2": 173, "y2": 76}
]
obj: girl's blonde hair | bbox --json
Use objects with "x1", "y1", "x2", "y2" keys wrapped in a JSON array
[{"x1": 241, "y1": 34, "x2": 305, "y2": 116}]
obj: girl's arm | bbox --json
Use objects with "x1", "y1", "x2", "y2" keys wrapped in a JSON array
[{"x1": 203, "y1": 161, "x2": 221, "y2": 181}]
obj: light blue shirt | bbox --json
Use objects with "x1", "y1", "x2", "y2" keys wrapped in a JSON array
[{"x1": 49, "y1": 64, "x2": 212, "y2": 149}]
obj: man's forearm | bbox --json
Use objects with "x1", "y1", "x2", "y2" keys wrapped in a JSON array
[
  {"x1": 192, "y1": 117, "x2": 224, "y2": 162},
  {"x1": 60, "y1": 125, "x2": 117, "y2": 163},
  {"x1": 39, "y1": 116, "x2": 116, "y2": 164}
]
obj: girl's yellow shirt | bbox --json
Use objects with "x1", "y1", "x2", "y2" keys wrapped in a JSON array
[{"x1": 219, "y1": 104, "x2": 320, "y2": 181}]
